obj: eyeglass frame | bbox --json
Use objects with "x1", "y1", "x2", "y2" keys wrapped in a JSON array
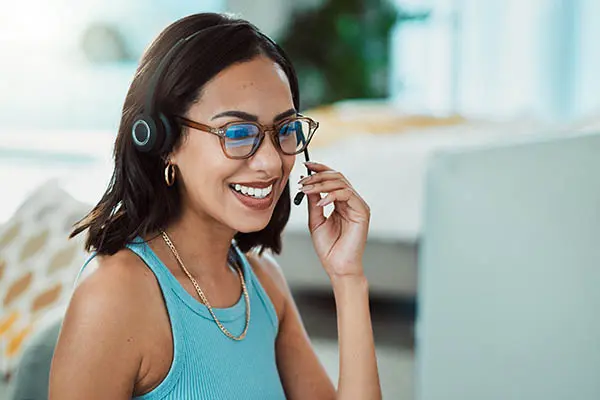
[{"x1": 175, "y1": 114, "x2": 319, "y2": 159}]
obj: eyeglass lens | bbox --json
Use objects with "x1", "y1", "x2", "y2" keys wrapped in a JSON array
[{"x1": 223, "y1": 119, "x2": 311, "y2": 158}]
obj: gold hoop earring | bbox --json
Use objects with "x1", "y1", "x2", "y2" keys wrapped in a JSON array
[{"x1": 164, "y1": 162, "x2": 176, "y2": 187}]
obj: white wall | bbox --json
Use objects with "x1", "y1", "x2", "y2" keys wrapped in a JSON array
[{"x1": 574, "y1": 0, "x2": 600, "y2": 118}]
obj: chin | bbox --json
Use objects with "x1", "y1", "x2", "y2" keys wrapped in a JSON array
[
  {"x1": 230, "y1": 213, "x2": 272, "y2": 233},
  {"x1": 223, "y1": 185, "x2": 282, "y2": 233}
]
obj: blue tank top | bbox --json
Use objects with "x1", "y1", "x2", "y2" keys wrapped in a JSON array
[{"x1": 77, "y1": 237, "x2": 286, "y2": 399}]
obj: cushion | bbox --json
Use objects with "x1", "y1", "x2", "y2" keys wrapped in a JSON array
[
  {"x1": 5, "y1": 311, "x2": 63, "y2": 400},
  {"x1": 0, "y1": 180, "x2": 91, "y2": 380}
]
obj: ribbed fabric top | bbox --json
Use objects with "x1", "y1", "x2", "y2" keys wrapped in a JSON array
[{"x1": 77, "y1": 237, "x2": 286, "y2": 400}]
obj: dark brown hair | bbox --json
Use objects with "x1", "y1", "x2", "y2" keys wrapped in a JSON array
[{"x1": 71, "y1": 13, "x2": 300, "y2": 255}]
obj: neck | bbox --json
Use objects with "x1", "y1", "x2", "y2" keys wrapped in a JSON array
[{"x1": 160, "y1": 204, "x2": 237, "y2": 279}]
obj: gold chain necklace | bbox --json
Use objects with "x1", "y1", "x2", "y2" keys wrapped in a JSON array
[{"x1": 160, "y1": 230, "x2": 250, "y2": 341}]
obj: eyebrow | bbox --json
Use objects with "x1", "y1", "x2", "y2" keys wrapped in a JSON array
[{"x1": 211, "y1": 108, "x2": 297, "y2": 122}]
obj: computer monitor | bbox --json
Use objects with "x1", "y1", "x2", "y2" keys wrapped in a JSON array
[{"x1": 416, "y1": 131, "x2": 600, "y2": 400}]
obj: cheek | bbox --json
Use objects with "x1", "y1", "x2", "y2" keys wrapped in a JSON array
[
  {"x1": 282, "y1": 154, "x2": 296, "y2": 175},
  {"x1": 281, "y1": 155, "x2": 296, "y2": 185},
  {"x1": 278, "y1": 155, "x2": 296, "y2": 192},
  {"x1": 176, "y1": 136, "x2": 233, "y2": 192}
]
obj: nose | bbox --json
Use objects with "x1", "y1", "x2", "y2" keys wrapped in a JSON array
[{"x1": 248, "y1": 129, "x2": 283, "y2": 172}]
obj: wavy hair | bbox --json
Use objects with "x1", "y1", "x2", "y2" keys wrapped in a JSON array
[{"x1": 70, "y1": 13, "x2": 300, "y2": 255}]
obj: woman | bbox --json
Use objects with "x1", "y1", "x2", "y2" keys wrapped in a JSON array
[{"x1": 49, "y1": 13, "x2": 381, "y2": 399}]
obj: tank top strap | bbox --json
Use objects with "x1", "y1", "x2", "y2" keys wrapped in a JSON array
[
  {"x1": 72, "y1": 236, "x2": 186, "y2": 333},
  {"x1": 124, "y1": 236, "x2": 182, "y2": 292},
  {"x1": 125, "y1": 236, "x2": 187, "y2": 398},
  {"x1": 73, "y1": 252, "x2": 98, "y2": 288},
  {"x1": 72, "y1": 238, "x2": 179, "y2": 293}
]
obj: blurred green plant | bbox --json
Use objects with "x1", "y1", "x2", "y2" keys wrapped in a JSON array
[{"x1": 278, "y1": 0, "x2": 429, "y2": 109}]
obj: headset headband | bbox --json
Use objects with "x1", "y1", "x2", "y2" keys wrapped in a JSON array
[{"x1": 144, "y1": 22, "x2": 272, "y2": 117}]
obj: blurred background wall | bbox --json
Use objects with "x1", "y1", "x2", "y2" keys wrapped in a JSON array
[{"x1": 2, "y1": 0, "x2": 600, "y2": 131}]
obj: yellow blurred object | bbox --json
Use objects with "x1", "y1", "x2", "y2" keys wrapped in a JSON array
[
  {"x1": 7, "y1": 325, "x2": 33, "y2": 358},
  {"x1": 304, "y1": 102, "x2": 467, "y2": 148},
  {"x1": 0, "y1": 311, "x2": 19, "y2": 336}
]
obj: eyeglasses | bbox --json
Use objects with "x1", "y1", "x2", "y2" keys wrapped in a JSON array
[{"x1": 176, "y1": 114, "x2": 319, "y2": 159}]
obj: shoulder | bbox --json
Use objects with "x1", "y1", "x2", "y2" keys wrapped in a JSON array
[
  {"x1": 65, "y1": 249, "x2": 159, "y2": 338},
  {"x1": 73, "y1": 249, "x2": 157, "y2": 314},
  {"x1": 60, "y1": 248, "x2": 165, "y2": 358},
  {"x1": 245, "y1": 249, "x2": 291, "y2": 323},
  {"x1": 51, "y1": 249, "x2": 160, "y2": 395}
]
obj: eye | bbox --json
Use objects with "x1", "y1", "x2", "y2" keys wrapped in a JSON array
[
  {"x1": 225, "y1": 124, "x2": 259, "y2": 139},
  {"x1": 279, "y1": 120, "x2": 301, "y2": 137}
]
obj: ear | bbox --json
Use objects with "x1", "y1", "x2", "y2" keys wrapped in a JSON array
[
  {"x1": 166, "y1": 126, "x2": 189, "y2": 161},
  {"x1": 162, "y1": 154, "x2": 177, "y2": 166}
]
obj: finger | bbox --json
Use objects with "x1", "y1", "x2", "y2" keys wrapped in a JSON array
[
  {"x1": 300, "y1": 179, "x2": 347, "y2": 195},
  {"x1": 316, "y1": 188, "x2": 369, "y2": 216},
  {"x1": 299, "y1": 170, "x2": 348, "y2": 186},
  {"x1": 300, "y1": 162, "x2": 369, "y2": 211},
  {"x1": 303, "y1": 161, "x2": 334, "y2": 173},
  {"x1": 306, "y1": 192, "x2": 326, "y2": 231},
  {"x1": 316, "y1": 188, "x2": 352, "y2": 207}
]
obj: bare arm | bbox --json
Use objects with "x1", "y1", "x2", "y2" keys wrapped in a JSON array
[
  {"x1": 49, "y1": 256, "x2": 145, "y2": 399},
  {"x1": 298, "y1": 160, "x2": 383, "y2": 399},
  {"x1": 332, "y1": 274, "x2": 381, "y2": 399}
]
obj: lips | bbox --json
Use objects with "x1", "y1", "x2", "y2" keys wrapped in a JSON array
[
  {"x1": 228, "y1": 178, "x2": 279, "y2": 211},
  {"x1": 229, "y1": 178, "x2": 278, "y2": 188}
]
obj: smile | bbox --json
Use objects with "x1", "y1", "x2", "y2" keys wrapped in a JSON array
[
  {"x1": 229, "y1": 183, "x2": 273, "y2": 199},
  {"x1": 228, "y1": 180, "x2": 278, "y2": 211}
]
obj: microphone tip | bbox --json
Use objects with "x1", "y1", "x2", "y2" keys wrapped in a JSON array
[{"x1": 293, "y1": 191, "x2": 304, "y2": 205}]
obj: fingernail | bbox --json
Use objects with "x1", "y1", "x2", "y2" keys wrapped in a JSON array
[
  {"x1": 316, "y1": 198, "x2": 328, "y2": 207},
  {"x1": 298, "y1": 176, "x2": 310, "y2": 184},
  {"x1": 304, "y1": 161, "x2": 317, "y2": 165},
  {"x1": 301, "y1": 184, "x2": 314, "y2": 192}
]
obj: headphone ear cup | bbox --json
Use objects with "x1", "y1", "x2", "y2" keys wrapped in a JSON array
[
  {"x1": 132, "y1": 114, "x2": 160, "y2": 153},
  {"x1": 157, "y1": 113, "x2": 175, "y2": 154}
]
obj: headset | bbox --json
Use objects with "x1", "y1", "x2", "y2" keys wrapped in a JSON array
[
  {"x1": 131, "y1": 23, "x2": 311, "y2": 205},
  {"x1": 131, "y1": 28, "x2": 207, "y2": 154}
]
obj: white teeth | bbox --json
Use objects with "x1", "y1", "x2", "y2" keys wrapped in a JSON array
[{"x1": 231, "y1": 184, "x2": 274, "y2": 199}]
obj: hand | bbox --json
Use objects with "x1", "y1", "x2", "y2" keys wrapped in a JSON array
[{"x1": 299, "y1": 161, "x2": 370, "y2": 280}]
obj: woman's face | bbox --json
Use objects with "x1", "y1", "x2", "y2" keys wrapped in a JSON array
[{"x1": 170, "y1": 55, "x2": 296, "y2": 233}]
